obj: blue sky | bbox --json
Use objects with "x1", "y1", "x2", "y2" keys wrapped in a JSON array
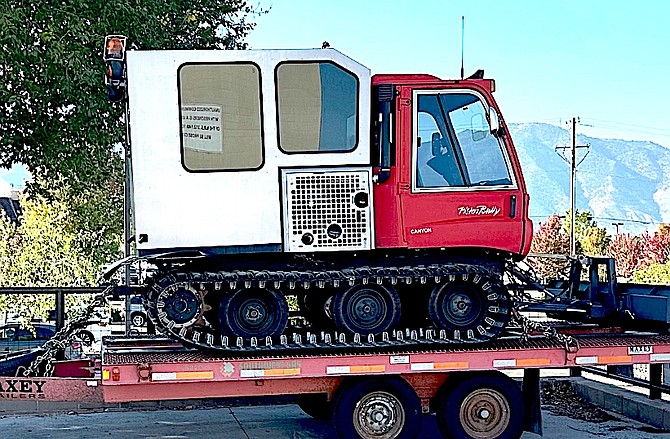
[
  {"x1": 2, "y1": 1, "x2": 669, "y2": 188},
  {"x1": 246, "y1": 0, "x2": 670, "y2": 147}
]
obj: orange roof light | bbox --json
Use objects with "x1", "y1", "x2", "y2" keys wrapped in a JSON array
[{"x1": 104, "y1": 35, "x2": 127, "y2": 61}]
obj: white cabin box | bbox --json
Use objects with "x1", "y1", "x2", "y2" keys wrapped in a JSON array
[{"x1": 126, "y1": 49, "x2": 373, "y2": 255}]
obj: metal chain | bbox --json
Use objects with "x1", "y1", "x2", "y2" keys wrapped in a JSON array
[
  {"x1": 511, "y1": 309, "x2": 579, "y2": 353},
  {"x1": 20, "y1": 286, "x2": 114, "y2": 377},
  {"x1": 504, "y1": 260, "x2": 580, "y2": 352}
]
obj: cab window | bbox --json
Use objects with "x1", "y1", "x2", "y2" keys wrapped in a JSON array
[
  {"x1": 276, "y1": 62, "x2": 358, "y2": 153},
  {"x1": 415, "y1": 92, "x2": 512, "y2": 190},
  {"x1": 178, "y1": 63, "x2": 264, "y2": 171}
]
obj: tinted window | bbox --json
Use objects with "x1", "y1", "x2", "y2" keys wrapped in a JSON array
[
  {"x1": 36, "y1": 326, "x2": 55, "y2": 339},
  {"x1": 179, "y1": 63, "x2": 263, "y2": 171},
  {"x1": 15, "y1": 328, "x2": 33, "y2": 341},
  {"x1": 276, "y1": 62, "x2": 358, "y2": 153}
]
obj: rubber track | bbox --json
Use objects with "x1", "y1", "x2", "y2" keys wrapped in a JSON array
[{"x1": 143, "y1": 263, "x2": 512, "y2": 355}]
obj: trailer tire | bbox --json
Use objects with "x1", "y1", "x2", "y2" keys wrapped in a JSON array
[
  {"x1": 296, "y1": 393, "x2": 332, "y2": 420},
  {"x1": 75, "y1": 330, "x2": 95, "y2": 346},
  {"x1": 436, "y1": 372, "x2": 524, "y2": 439},
  {"x1": 332, "y1": 377, "x2": 420, "y2": 439}
]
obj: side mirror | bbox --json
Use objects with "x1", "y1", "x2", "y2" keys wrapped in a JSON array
[{"x1": 489, "y1": 107, "x2": 501, "y2": 136}]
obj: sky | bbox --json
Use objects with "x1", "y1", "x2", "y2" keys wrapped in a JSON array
[
  {"x1": 2, "y1": 0, "x2": 669, "y2": 189},
  {"x1": 246, "y1": 0, "x2": 670, "y2": 147}
]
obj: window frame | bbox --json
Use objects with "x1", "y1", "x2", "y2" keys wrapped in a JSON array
[
  {"x1": 411, "y1": 89, "x2": 517, "y2": 193},
  {"x1": 177, "y1": 61, "x2": 266, "y2": 173},
  {"x1": 274, "y1": 60, "x2": 360, "y2": 155}
]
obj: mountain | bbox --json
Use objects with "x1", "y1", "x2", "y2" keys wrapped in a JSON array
[
  {"x1": 1, "y1": 123, "x2": 667, "y2": 235},
  {"x1": 509, "y1": 123, "x2": 670, "y2": 234}
]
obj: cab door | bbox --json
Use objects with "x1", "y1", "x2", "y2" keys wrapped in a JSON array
[{"x1": 398, "y1": 86, "x2": 528, "y2": 255}]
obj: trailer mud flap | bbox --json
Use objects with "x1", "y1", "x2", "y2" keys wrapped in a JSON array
[{"x1": 523, "y1": 368, "x2": 542, "y2": 436}]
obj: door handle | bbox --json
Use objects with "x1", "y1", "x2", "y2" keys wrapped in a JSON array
[{"x1": 509, "y1": 195, "x2": 517, "y2": 218}]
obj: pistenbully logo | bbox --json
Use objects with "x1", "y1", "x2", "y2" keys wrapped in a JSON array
[{"x1": 458, "y1": 205, "x2": 501, "y2": 216}]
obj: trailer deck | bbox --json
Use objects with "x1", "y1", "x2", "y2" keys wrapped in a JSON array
[
  {"x1": 4, "y1": 332, "x2": 670, "y2": 438},
  {"x1": 100, "y1": 333, "x2": 670, "y2": 402}
]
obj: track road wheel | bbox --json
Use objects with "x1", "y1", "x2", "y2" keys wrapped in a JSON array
[
  {"x1": 428, "y1": 277, "x2": 510, "y2": 342},
  {"x1": 333, "y1": 378, "x2": 420, "y2": 439},
  {"x1": 156, "y1": 282, "x2": 204, "y2": 329},
  {"x1": 333, "y1": 284, "x2": 401, "y2": 336},
  {"x1": 437, "y1": 372, "x2": 524, "y2": 439},
  {"x1": 296, "y1": 393, "x2": 332, "y2": 420},
  {"x1": 218, "y1": 287, "x2": 288, "y2": 339}
]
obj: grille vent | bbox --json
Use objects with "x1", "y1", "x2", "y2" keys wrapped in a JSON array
[{"x1": 283, "y1": 169, "x2": 373, "y2": 252}]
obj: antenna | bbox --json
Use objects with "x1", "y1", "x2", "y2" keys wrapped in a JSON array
[{"x1": 460, "y1": 16, "x2": 465, "y2": 80}]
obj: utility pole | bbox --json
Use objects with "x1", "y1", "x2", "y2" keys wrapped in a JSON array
[{"x1": 556, "y1": 117, "x2": 590, "y2": 255}]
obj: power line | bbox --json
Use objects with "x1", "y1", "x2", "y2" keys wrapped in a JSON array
[{"x1": 581, "y1": 117, "x2": 670, "y2": 136}]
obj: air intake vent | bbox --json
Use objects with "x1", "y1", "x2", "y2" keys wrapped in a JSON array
[{"x1": 283, "y1": 168, "x2": 373, "y2": 252}]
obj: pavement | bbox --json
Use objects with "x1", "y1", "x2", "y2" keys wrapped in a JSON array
[
  {"x1": 0, "y1": 378, "x2": 669, "y2": 438},
  {"x1": 0, "y1": 400, "x2": 667, "y2": 439},
  {"x1": 572, "y1": 377, "x2": 670, "y2": 431}
]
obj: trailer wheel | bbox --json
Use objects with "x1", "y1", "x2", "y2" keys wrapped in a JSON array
[
  {"x1": 333, "y1": 377, "x2": 420, "y2": 439},
  {"x1": 131, "y1": 312, "x2": 147, "y2": 327},
  {"x1": 333, "y1": 284, "x2": 401, "y2": 335},
  {"x1": 428, "y1": 279, "x2": 509, "y2": 342},
  {"x1": 296, "y1": 393, "x2": 332, "y2": 420},
  {"x1": 218, "y1": 288, "x2": 288, "y2": 339},
  {"x1": 74, "y1": 330, "x2": 95, "y2": 346},
  {"x1": 437, "y1": 372, "x2": 524, "y2": 439}
]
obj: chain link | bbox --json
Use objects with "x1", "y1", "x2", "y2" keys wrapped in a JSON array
[
  {"x1": 20, "y1": 286, "x2": 114, "y2": 377},
  {"x1": 511, "y1": 309, "x2": 580, "y2": 353}
]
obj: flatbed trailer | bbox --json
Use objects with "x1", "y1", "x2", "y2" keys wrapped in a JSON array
[{"x1": 3, "y1": 333, "x2": 670, "y2": 438}]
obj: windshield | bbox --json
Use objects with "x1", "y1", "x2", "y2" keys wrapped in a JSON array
[{"x1": 415, "y1": 92, "x2": 512, "y2": 189}]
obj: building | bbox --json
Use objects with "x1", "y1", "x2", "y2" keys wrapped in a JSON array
[{"x1": 0, "y1": 180, "x2": 21, "y2": 223}]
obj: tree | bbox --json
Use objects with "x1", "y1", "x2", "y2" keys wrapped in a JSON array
[
  {"x1": 640, "y1": 224, "x2": 670, "y2": 267},
  {"x1": 607, "y1": 233, "x2": 644, "y2": 279},
  {"x1": 529, "y1": 214, "x2": 571, "y2": 281},
  {"x1": 1, "y1": 1, "x2": 265, "y2": 194},
  {"x1": 0, "y1": 190, "x2": 101, "y2": 320},
  {"x1": 562, "y1": 210, "x2": 611, "y2": 256},
  {"x1": 0, "y1": 1, "x2": 266, "y2": 316},
  {"x1": 632, "y1": 262, "x2": 670, "y2": 285}
]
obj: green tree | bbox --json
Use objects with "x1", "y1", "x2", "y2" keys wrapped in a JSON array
[
  {"x1": 1, "y1": 0, "x2": 265, "y2": 193},
  {"x1": 562, "y1": 210, "x2": 611, "y2": 256},
  {"x1": 0, "y1": 0, "x2": 266, "y2": 306},
  {"x1": 632, "y1": 262, "x2": 670, "y2": 285},
  {"x1": 0, "y1": 190, "x2": 101, "y2": 319}
]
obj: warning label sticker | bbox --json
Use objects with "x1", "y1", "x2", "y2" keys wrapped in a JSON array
[{"x1": 181, "y1": 104, "x2": 223, "y2": 152}]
